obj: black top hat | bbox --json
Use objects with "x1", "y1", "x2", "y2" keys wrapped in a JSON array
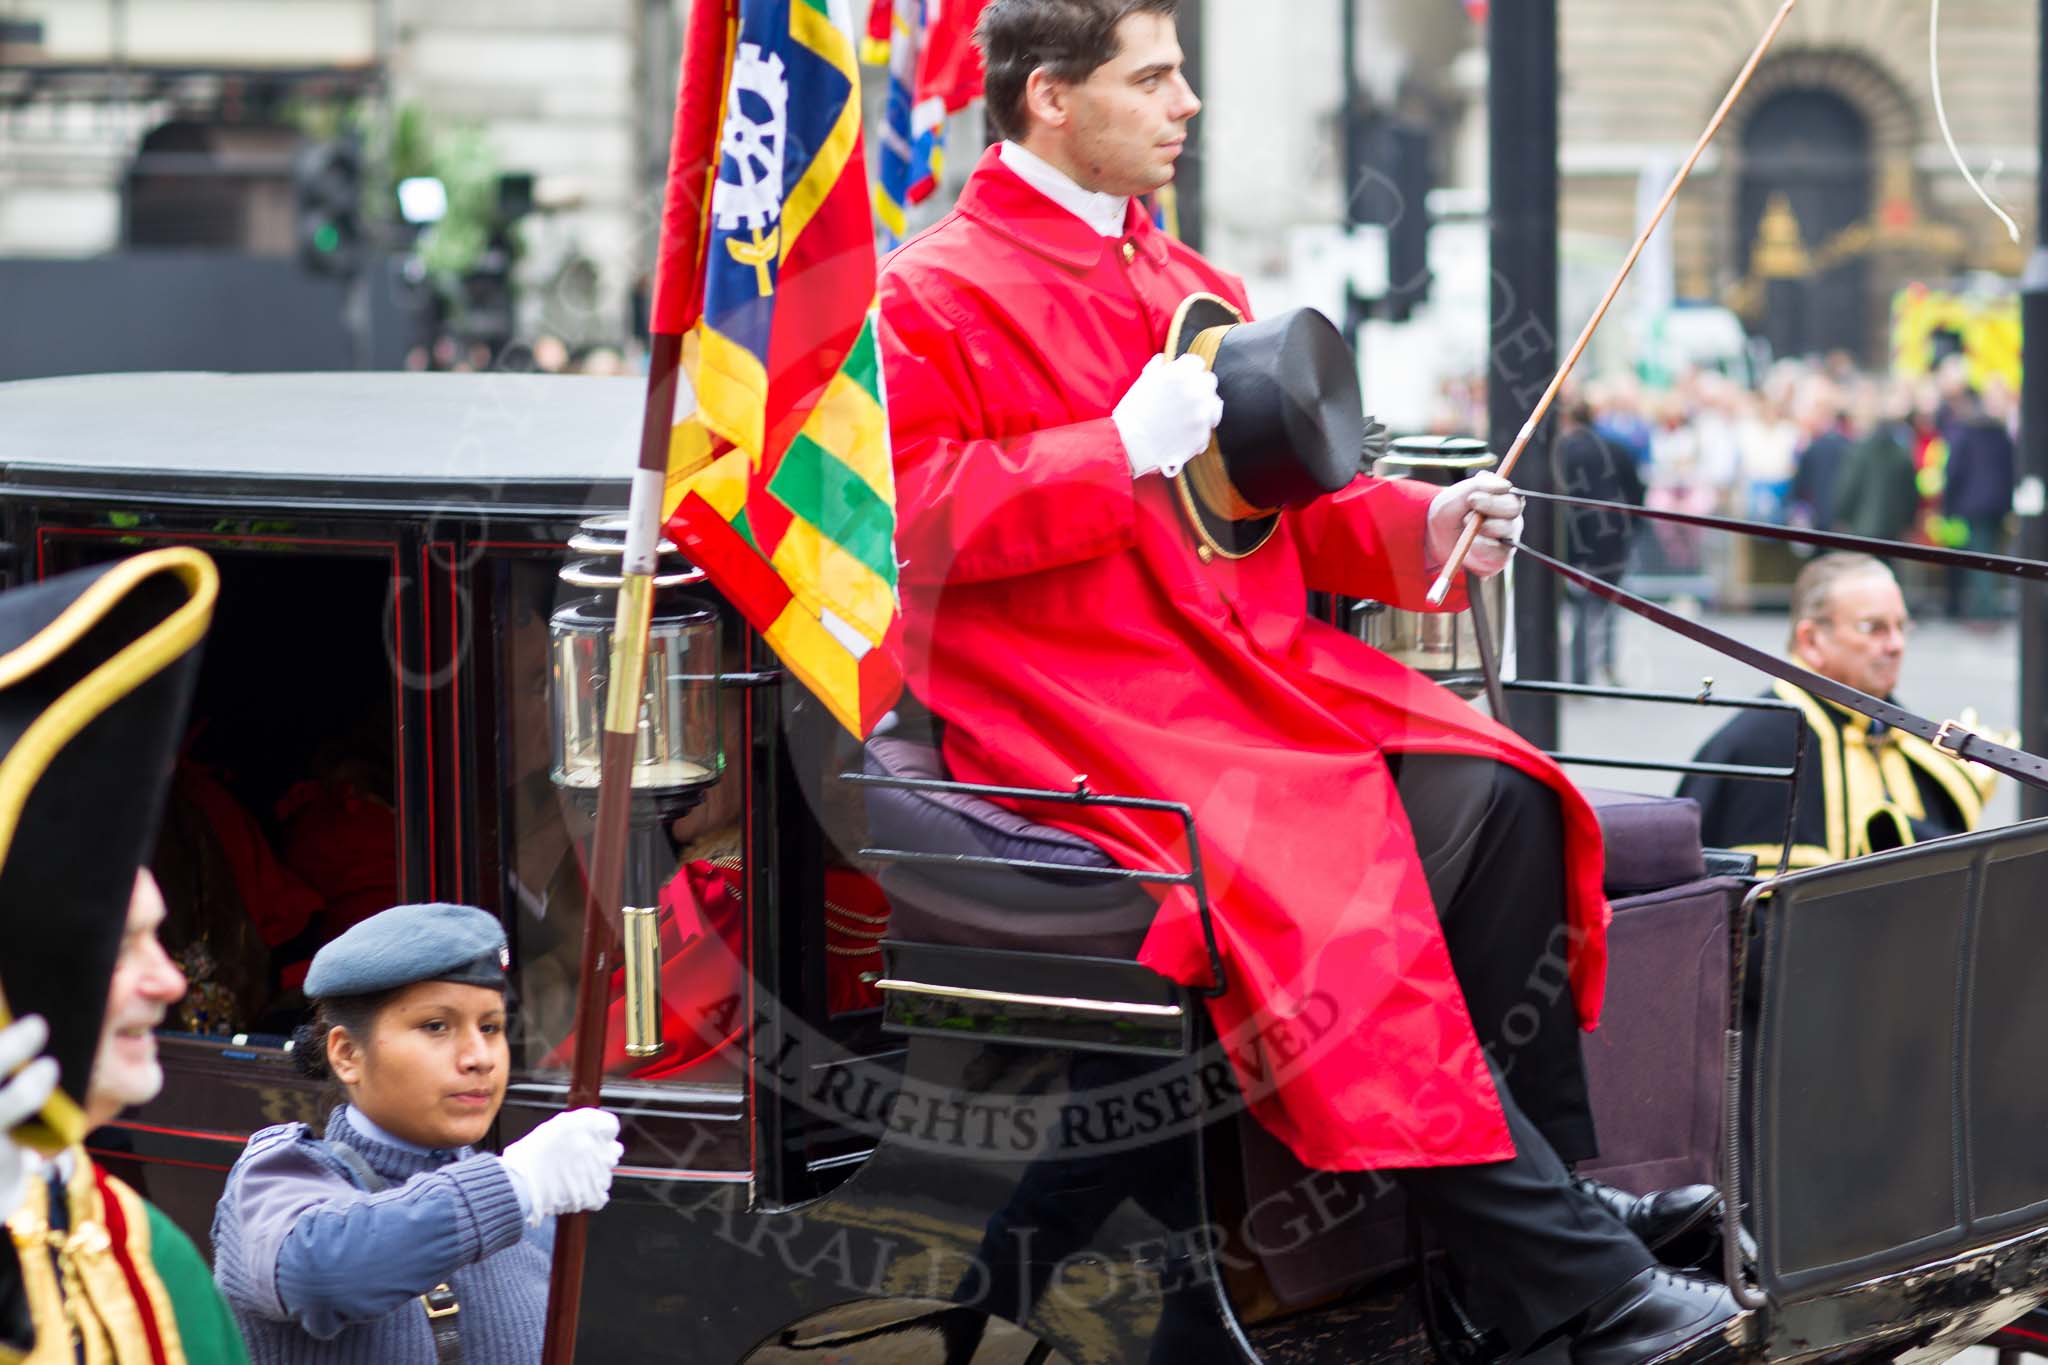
[
  {"x1": 0, "y1": 548, "x2": 216, "y2": 1154},
  {"x1": 1165, "y1": 293, "x2": 1367, "y2": 560}
]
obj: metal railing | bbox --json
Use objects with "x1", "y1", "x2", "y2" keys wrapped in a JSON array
[{"x1": 841, "y1": 768, "x2": 1228, "y2": 999}]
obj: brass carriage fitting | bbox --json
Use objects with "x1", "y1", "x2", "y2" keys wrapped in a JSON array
[{"x1": 622, "y1": 904, "x2": 665, "y2": 1059}]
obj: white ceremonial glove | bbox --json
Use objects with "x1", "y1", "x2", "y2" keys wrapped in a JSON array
[
  {"x1": 1113, "y1": 354, "x2": 1224, "y2": 481},
  {"x1": 0, "y1": 1015, "x2": 58, "y2": 1223},
  {"x1": 1426, "y1": 473, "x2": 1526, "y2": 580},
  {"x1": 500, "y1": 1107, "x2": 623, "y2": 1226}
]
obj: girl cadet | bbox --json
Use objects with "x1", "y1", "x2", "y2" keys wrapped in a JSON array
[{"x1": 211, "y1": 903, "x2": 623, "y2": 1365}]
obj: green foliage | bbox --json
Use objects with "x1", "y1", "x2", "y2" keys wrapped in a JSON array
[
  {"x1": 415, "y1": 122, "x2": 504, "y2": 281},
  {"x1": 281, "y1": 98, "x2": 505, "y2": 281}
]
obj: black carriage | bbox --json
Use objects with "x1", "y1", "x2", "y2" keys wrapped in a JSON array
[{"x1": 7, "y1": 370, "x2": 2048, "y2": 1364}]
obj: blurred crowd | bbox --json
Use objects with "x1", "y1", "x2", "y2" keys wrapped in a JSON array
[
  {"x1": 403, "y1": 332, "x2": 634, "y2": 377},
  {"x1": 1431, "y1": 352, "x2": 2020, "y2": 625}
]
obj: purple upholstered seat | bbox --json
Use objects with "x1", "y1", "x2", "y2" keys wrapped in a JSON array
[
  {"x1": 861, "y1": 737, "x2": 1159, "y2": 959},
  {"x1": 1582, "y1": 787, "x2": 1706, "y2": 895},
  {"x1": 865, "y1": 737, "x2": 1116, "y2": 874}
]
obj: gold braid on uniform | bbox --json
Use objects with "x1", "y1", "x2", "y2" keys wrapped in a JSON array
[{"x1": 5, "y1": 1154, "x2": 187, "y2": 1365}]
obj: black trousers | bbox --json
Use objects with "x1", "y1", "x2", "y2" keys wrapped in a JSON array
[{"x1": 1384, "y1": 754, "x2": 1653, "y2": 1349}]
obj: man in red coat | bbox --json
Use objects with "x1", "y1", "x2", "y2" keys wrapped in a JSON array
[{"x1": 877, "y1": 1, "x2": 1738, "y2": 1358}]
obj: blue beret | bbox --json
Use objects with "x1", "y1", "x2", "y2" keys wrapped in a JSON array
[{"x1": 303, "y1": 903, "x2": 509, "y2": 999}]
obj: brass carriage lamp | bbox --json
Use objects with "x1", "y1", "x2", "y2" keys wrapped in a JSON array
[
  {"x1": 1361, "y1": 435, "x2": 1510, "y2": 697},
  {"x1": 548, "y1": 514, "x2": 724, "y2": 1058},
  {"x1": 548, "y1": 522, "x2": 722, "y2": 797}
]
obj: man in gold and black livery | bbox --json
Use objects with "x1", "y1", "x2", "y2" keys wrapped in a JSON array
[
  {"x1": 1680, "y1": 553, "x2": 1998, "y2": 868},
  {"x1": 0, "y1": 547, "x2": 251, "y2": 1365}
]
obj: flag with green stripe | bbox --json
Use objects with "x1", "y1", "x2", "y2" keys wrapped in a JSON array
[{"x1": 658, "y1": 0, "x2": 903, "y2": 737}]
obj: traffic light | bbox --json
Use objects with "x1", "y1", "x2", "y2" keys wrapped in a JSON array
[
  {"x1": 1348, "y1": 117, "x2": 1434, "y2": 323},
  {"x1": 293, "y1": 138, "x2": 364, "y2": 276},
  {"x1": 450, "y1": 174, "x2": 537, "y2": 360},
  {"x1": 456, "y1": 235, "x2": 515, "y2": 355}
]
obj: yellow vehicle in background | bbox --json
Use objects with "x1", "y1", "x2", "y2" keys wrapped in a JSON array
[{"x1": 1891, "y1": 281, "x2": 2021, "y2": 392}]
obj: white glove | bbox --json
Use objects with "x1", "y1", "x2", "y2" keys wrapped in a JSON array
[
  {"x1": 500, "y1": 1107, "x2": 622, "y2": 1226},
  {"x1": 1113, "y1": 354, "x2": 1223, "y2": 481},
  {"x1": 1427, "y1": 473, "x2": 1525, "y2": 579},
  {"x1": 0, "y1": 1015, "x2": 58, "y2": 1223}
]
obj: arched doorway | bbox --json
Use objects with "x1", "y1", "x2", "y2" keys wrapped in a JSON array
[{"x1": 1736, "y1": 88, "x2": 1874, "y2": 362}]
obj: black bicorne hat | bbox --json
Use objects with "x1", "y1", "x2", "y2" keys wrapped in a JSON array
[
  {"x1": 1166, "y1": 293, "x2": 1367, "y2": 559},
  {"x1": 0, "y1": 548, "x2": 216, "y2": 1154}
]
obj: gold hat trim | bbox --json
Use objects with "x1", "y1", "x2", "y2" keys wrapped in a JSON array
[
  {"x1": 0, "y1": 546, "x2": 218, "y2": 1155},
  {"x1": 1162, "y1": 293, "x2": 1279, "y2": 562}
]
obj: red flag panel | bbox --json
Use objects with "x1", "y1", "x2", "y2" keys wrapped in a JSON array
[
  {"x1": 916, "y1": 0, "x2": 987, "y2": 114},
  {"x1": 650, "y1": 0, "x2": 736, "y2": 337}
]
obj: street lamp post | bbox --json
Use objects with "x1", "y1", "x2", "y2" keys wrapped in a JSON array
[
  {"x1": 2021, "y1": 0, "x2": 2048, "y2": 819},
  {"x1": 1179, "y1": 0, "x2": 1204, "y2": 252},
  {"x1": 1489, "y1": 0, "x2": 1561, "y2": 747}
]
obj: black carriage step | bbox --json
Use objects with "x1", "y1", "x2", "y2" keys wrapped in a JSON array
[{"x1": 876, "y1": 940, "x2": 1192, "y2": 1057}]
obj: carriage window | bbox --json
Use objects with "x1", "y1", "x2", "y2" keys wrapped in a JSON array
[
  {"x1": 46, "y1": 542, "x2": 401, "y2": 1040},
  {"x1": 488, "y1": 559, "x2": 748, "y2": 1090}
]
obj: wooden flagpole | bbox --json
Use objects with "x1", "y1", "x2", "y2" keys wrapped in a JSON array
[{"x1": 537, "y1": 3, "x2": 734, "y2": 1360}]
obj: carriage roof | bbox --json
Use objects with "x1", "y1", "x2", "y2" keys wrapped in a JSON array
[{"x1": 0, "y1": 372, "x2": 640, "y2": 516}]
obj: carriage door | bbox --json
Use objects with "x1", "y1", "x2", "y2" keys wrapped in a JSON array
[{"x1": 1736, "y1": 88, "x2": 1875, "y2": 364}]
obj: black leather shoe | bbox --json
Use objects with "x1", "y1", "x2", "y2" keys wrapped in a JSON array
[
  {"x1": 1574, "y1": 1178, "x2": 1722, "y2": 1268},
  {"x1": 1570, "y1": 1267, "x2": 1740, "y2": 1365}
]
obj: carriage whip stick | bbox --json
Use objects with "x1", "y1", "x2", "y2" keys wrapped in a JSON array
[{"x1": 1425, "y1": 0, "x2": 1801, "y2": 605}]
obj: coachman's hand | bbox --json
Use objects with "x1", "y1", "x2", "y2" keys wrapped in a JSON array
[
  {"x1": 1427, "y1": 474, "x2": 1524, "y2": 580},
  {"x1": 0, "y1": 1015, "x2": 58, "y2": 1223},
  {"x1": 1114, "y1": 354, "x2": 1224, "y2": 481}
]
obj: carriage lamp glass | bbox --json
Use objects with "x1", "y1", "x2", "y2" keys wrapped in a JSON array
[
  {"x1": 548, "y1": 589, "x2": 721, "y2": 794},
  {"x1": 1361, "y1": 435, "x2": 1509, "y2": 695},
  {"x1": 548, "y1": 520, "x2": 723, "y2": 798}
]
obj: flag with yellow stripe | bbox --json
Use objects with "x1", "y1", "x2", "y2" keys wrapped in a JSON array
[{"x1": 657, "y1": 0, "x2": 903, "y2": 737}]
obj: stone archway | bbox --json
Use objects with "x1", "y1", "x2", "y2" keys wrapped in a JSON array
[
  {"x1": 1731, "y1": 47, "x2": 1919, "y2": 161},
  {"x1": 1737, "y1": 87, "x2": 1873, "y2": 361},
  {"x1": 1707, "y1": 47, "x2": 1922, "y2": 364}
]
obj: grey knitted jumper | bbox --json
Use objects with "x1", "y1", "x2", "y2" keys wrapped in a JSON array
[{"x1": 212, "y1": 1106, "x2": 552, "y2": 1365}]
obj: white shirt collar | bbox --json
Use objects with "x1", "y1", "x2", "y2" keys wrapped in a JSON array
[
  {"x1": 1000, "y1": 141, "x2": 1130, "y2": 239},
  {"x1": 22, "y1": 1147, "x2": 74, "y2": 1183}
]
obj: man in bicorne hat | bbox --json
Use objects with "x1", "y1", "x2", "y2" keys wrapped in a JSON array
[
  {"x1": 877, "y1": 1, "x2": 1739, "y2": 1358},
  {"x1": 0, "y1": 549, "x2": 251, "y2": 1365}
]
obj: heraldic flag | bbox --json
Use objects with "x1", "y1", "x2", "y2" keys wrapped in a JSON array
[
  {"x1": 657, "y1": 0, "x2": 903, "y2": 738},
  {"x1": 871, "y1": 0, "x2": 944, "y2": 249}
]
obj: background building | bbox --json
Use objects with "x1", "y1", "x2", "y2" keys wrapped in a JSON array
[
  {"x1": 0, "y1": 0, "x2": 2037, "y2": 382},
  {"x1": 1560, "y1": 0, "x2": 2038, "y2": 368},
  {"x1": 0, "y1": 0, "x2": 663, "y2": 371}
]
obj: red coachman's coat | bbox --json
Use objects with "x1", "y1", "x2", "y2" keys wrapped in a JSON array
[{"x1": 877, "y1": 148, "x2": 1611, "y2": 1171}]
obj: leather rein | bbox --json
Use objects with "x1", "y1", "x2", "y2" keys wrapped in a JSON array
[{"x1": 1503, "y1": 489, "x2": 2048, "y2": 792}]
